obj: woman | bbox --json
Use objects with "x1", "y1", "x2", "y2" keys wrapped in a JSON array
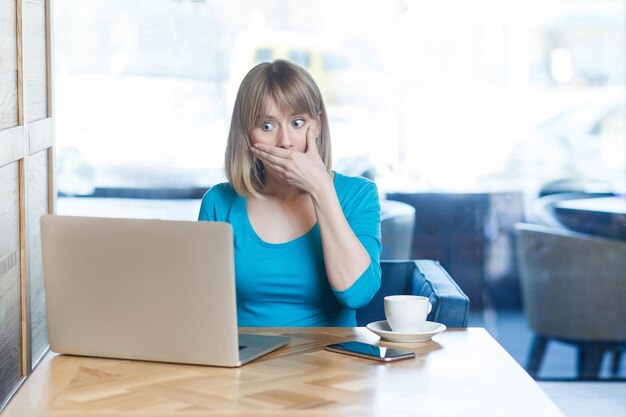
[{"x1": 199, "y1": 60, "x2": 381, "y2": 326}]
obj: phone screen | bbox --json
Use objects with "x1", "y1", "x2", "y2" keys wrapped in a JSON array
[{"x1": 325, "y1": 341, "x2": 415, "y2": 362}]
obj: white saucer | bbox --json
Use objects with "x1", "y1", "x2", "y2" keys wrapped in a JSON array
[{"x1": 366, "y1": 320, "x2": 446, "y2": 343}]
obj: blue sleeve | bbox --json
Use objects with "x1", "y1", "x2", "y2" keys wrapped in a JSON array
[
  {"x1": 198, "y1": 183, "x2": 235, "y2": 222},
  {"x1": 331, "y1": 180, "x2": 382, "y2": 310}
]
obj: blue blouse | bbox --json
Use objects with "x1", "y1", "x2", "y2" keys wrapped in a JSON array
[{"x1": 198, "y1": 172, "x2": 381, "y2": 326}]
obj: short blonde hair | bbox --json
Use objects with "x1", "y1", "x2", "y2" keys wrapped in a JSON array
[{"x1": 225, "y1": 60, "x2": 332, "y2": 198}]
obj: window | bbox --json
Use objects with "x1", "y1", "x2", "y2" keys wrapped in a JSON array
[
  {"x1": 287, "y1": 49, "x2": 311, "y2": 68},
  {"x1": 55, "y1": 0, "x2": 626, "y2": 197}
]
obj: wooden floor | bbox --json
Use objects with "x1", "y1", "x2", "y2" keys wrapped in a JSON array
[
  {"x1": 472, "y1": 310, "x2": 626, "y2": 417},
  {"x1": 539, "y1": 382, "x2": 626, "y2": 417},
  {"x1": 470, "y1": 310, "x2": 626, "y2": 379}
]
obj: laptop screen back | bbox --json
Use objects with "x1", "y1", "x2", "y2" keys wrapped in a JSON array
[{"x1": 41, "y1": 215, "x2": 241, "y2": 366}]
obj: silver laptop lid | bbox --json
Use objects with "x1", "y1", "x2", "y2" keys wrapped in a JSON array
[{"x1": 41, "y1": 215, "x2": 242, "y2": 366}]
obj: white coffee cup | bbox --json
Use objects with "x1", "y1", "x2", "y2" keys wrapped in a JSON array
[{"x1": 384, "y1": 295, "x2": 432, "y2": 333}]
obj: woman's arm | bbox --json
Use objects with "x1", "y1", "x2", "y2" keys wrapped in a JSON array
[{"x1": 309, "y1": 176, "x2": 373, "y2": 291}]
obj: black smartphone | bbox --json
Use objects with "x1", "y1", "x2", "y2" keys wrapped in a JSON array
[{"x1": 325, "y1": 341, "x2": 415, "y2": 362}]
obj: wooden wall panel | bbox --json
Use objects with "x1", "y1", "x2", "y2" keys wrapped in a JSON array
[
  {"x1": 26, "y1": 149, "x2": 48, "y2": 365},
  {"x1": 23, "y1": 0, "x2": 47, "y2": 121},
  {"x1": 28, "y1": 117, "x2": 53, "y2": 154},
  {"x1": 0, "y1": 0, "x2": 19, "y2": 130},
  {"x1": 1, "y1": 0, "x2": 54, "y2": 410},
  {"x1": 0, "y1": 162, "x2": 22, "y2": 406},
  {"x1": 0, "y1": 127, "x2": 26, "y2": 168}
]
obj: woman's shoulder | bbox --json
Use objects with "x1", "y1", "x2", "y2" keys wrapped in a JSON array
[
  {"x1": 204, "y1": 182, "x2": 238, "y2": 200},
  {"x1": 333, "y1": 171, "x2": 380, "y2": 213},
  {"x1": 333, "y1": 171, "x2": 378, "y2": 196},
  {"x1": 199, "y1": 182, "x2": 240, "y2": 221}
]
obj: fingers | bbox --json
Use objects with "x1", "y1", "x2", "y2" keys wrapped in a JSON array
[
  {"x1": 252, "y1": 143, "x2": 292, "y2": 158},
  {"x1": 251, "y1": 146, "x2": 290, "y2": 169},
  {"x1": 251, "y1": 148, "x2": 290, "y2": 182},
  {"x1": 259, "y1": 158, "x2": 288, "y2": 178},
  {"x1": 305, "y1": 125, "x2": 318, "y2": 154}
]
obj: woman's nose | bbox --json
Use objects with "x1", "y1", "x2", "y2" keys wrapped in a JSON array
[{"x1": 277, "y1": 127, "x2": 293, "y2": 149}]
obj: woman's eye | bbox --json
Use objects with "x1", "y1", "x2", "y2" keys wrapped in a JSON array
[
  {"x1": 261, "y1": 121, "x2": 274, "y2": 131},
  {"x1": 292, "y1": 119, "x2": 305, "y2": 128}
]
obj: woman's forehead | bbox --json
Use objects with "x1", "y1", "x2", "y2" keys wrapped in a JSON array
[{"x1": 258, "y1": 94, "x2": 307, "y2": 118}]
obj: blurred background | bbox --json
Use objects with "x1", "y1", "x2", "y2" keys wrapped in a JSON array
[{"x1": 53, "y1": 0, "x2": 626, "y2": 389}]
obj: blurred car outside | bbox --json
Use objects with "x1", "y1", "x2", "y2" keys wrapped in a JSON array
[{"x1": 487, "y1": 91, "x2": 626, "y2": 195}]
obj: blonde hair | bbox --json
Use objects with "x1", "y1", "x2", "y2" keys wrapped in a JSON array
[{"x1": 225, "y1": 60, "x2": 332, "y2": 198}]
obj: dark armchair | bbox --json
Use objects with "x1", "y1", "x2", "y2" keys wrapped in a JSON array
[{"x1": 357, "y1": 260, "x2": 470, "y2": 328}]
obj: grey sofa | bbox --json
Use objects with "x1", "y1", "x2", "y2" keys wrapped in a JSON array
[
  {"x1": 380, "y1": 200, "x2": 415, "y2": 260},
  {"x1": 515, "y1": 222, "x2": 626, "y2": 378}
]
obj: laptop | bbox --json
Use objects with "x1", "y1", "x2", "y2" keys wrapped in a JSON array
[{"x1": 40, "y1": 214, "x2": 290, "y2": 367}]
